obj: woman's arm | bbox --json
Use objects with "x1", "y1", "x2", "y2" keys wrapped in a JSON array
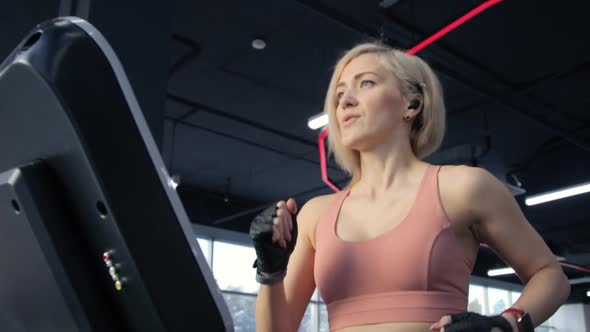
[
  {"x1": 255, "y1": 196, "x2": 327, "y2": 332},
  {"x1": 467, "y1": 166, "x2": 570, "y2": 326}
]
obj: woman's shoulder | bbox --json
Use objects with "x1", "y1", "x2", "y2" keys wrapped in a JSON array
[
  {"x1": 297, "y1": 192, "x2": 341, "y2": 247},
  {"x1": 437, "y1": 164, "x2": 495, "y2": 224},
  {"x1": 438, "y1": 164, "x2": 497, "y2": 195},
  {"x1": 298, "y1": 193, "x2": 340, "y2": 226}
]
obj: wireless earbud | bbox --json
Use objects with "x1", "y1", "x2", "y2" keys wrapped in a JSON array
[{"x1": 408, "y1": 99, "x2": 421, "y2": 110}]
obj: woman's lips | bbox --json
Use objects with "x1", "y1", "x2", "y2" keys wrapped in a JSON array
[{"x1": 342, "y1": 115, "x2": 359, "y2": 127}]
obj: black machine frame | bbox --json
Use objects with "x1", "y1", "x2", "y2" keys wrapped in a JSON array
[{"x1": 0, "y1": 17, "x2": 233, "y2": 332}]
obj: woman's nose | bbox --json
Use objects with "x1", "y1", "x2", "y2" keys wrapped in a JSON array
[{"x1": 340, "y1": 91, "x2": 358, "y2": 109}]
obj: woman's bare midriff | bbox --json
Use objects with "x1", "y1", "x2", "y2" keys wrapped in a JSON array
[{"x1": 334, "y1": 322, "x2": 433, "y2": 332}]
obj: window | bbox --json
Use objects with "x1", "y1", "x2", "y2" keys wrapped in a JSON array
[
  {"x1": 212, "y1": 241, "x2": 260, "y2": 294},
  {"x1": 319, "y1": 304, "x2": 329, "y2": 332},
  {"x1": 223, "y1": 292, "x2": 256, "y2": 332},
  {"x1": 298, "y1": 303, "x2": 317, "y2": 332},
  {"x1": 196, "y1": 236, "x2": 327, "y2": 331},
  {"x1": 468, "y1": 284, "x2": 486, "y2": 314},
  {"x1": 487, "y1": 287, "x2": 510, "y2": 315}
]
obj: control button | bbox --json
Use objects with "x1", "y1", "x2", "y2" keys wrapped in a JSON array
[
  {"x1": 109, "y1": 266, "x2": 117, "y2": 279},
  {"x1": 102, "y1": 250, "x2": 113, "y2": 263}
]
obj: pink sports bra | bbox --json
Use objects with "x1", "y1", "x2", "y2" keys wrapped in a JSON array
[{"x1": 314, "y1": 164, "x2": 475, "y2": 330}]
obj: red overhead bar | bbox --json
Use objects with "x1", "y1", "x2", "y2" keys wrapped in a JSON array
[{"x1": 407, "y1": 0, "x2": 503, "y2": 55}]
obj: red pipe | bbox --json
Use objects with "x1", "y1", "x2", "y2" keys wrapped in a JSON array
[
  {"x1": 556, "y1": 262, "x2": 590, "y2": 274},
  {"x1": 318, "y1": 129, "x2": 340, "y2": 192},
  {"x1": 407, "y1": 0, "x2": 503, "y2": 55}
]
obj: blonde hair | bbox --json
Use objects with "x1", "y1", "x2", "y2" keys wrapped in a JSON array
[{"x1": 324, "y1": 42, "x2": 446, "y2": 188}]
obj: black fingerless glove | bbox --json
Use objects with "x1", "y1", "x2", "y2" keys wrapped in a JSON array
[
  {"x1": 444, "y1": 312, "x2": 513, "y2": 332},
  {"x1": 249, "y1": 205, "x2": 298, "y2": 282}
]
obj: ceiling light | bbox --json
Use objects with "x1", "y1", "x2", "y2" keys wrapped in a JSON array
[
  {"x1": 378, "y1": 0, "x2": 401, "y2": 8},
  {"x1": 251, "y1": 38, "x2": 266, "y2": 50},
  {"x1": 308, "y1": 113, "x2": 328, "y2": 130},
  {"x1": 168, "y1": 175, "x2": 180, "y2": 190},
  {"x1": 487, "y1": 267, "x2": 515, "y2": 277},
  {"x1": 525, "y1": 181, "x2": 590, "y2": 206},
  {"x1": 569, "y1": 277, "x2": 590, "y2": 285},
  {"x1": 587, "y1": 291, "x2": 590, "y2": 297}
]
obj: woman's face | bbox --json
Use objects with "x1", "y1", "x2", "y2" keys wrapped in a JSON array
[{"x1": 335, "y1": 53, "x2": 408, "y2": 151}]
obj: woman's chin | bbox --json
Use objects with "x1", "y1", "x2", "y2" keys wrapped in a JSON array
[
  {"x1": 340, "y1": 136, "x2": 359, "y2": 149},
  {"x1": 342, "y1": 137, "x2": 370, "y2": 151}
]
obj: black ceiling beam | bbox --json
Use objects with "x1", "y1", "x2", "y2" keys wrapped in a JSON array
[
  {"x1": 211, "y1": 178, "x2": 350, "y2": 225},
  {"x1": 449, "y1": 60, "x2": 590, "y2": 124},
  {"x1": 169, "y1": 34, "x2": 201, "y2": 77},
  {"x1": 164, "y1": 115, "x2": 342, "y2": 172},
  {"x1": 429, "y1": 61, "x2": 590, "y2": 152},
  {"x1": 165, "y1": 93, "x2": 347, "y2": 180},
  {"x1": 295, "y1": 0, "x2": 590, "y2": 153},
  {"x1": 167, "y1": 93, "x2": 319, "y2": 147},
  {"x1": 165, "y1": 115, "x2": 315, "y2": 163},
  {"x1": 512, "y1": 123, "x2": 590, "y2": 174}
]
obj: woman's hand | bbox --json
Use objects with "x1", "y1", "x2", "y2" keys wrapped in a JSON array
[
  {"x1": 249, "y1": 198, "x2": 298, "y2": 277},
  {"x1": 271, "y1": 199, "x2": 298, "y2": 248},
  {"x1": 429, "y1": 312, "x2": 516, "y2": 331}
]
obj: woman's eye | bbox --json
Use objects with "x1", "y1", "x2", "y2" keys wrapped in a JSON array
[
  {"x1": 336, "y1": 92, "x2": 344, "y2": 100},
  {"x1": 360, "y1": 80, "x2": 374, "y2": 87}
]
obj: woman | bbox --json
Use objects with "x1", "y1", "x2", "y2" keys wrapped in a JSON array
[{"x1": 249, "y1": 42, "x2": 570, "y2": 332}]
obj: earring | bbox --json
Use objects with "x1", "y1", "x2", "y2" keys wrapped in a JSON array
[{"x1": 404, "y1": 115, "x2": 411, "y2": 121}]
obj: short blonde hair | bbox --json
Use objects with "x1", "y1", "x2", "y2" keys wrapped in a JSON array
[{"x1": 324, "y1": 42, "x2": 446, "y2": 188}]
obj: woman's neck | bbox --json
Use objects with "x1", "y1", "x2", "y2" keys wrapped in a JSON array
[{"x1": 355, "y1": 147, "x2": 425, "y2": 201}]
